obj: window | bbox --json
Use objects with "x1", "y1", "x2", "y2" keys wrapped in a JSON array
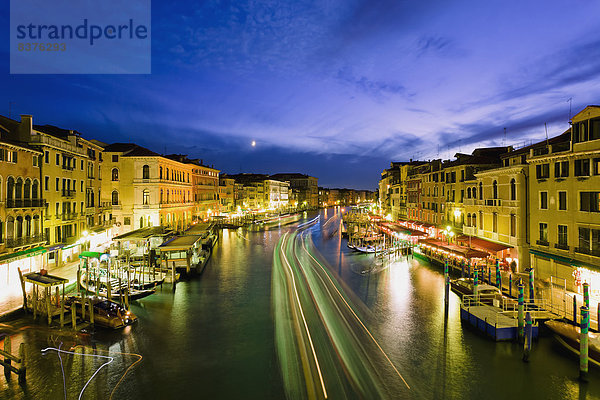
[
  {"x1": 492, "y1": 180, "x2": 498, "y2": 199},
  {"x1": 467, "y1": 187, "x2": 471, "y2": 198},
  {"x1": 112, "y1": 168, "x2": 119, "y2": 181},
  {"x1": 124, "y1": 217, "x2": 131, "y2": 225},
  {"x1": 540, "y1": 191, "x2": 548, "y2": 209},
  {"x1": 143, "y1": 165, "x2": 150, "y2": 179},
  {"x1": 510, "y1": 214, "x2": 516, "y2": 237},
  {"x1": 56, "y1": 153, "x2": 60, "y2": 165},
  {"x1": 479, "y1": 182, "x2": 483, "y2": 199},
  {"x1": 81, "y1": 181, "x2": 84, "y2": 192},
  {"x1": 81, "y1": 159, "x2": 84, "y2": 170},
  {"x1": 575, "y1": 159, "x2": 591, "y2": 177},
  {"x1": 538, "y1": 223, "x2": 548, "y2": 245},
  {"x1": 159, "y1": 167, "x2": 163, "y2": 179},
  {"x1": 579, "y1": 227, "x2": 591, "y2": 254},
  {"x1": 112, "y1": 155, "x2": 119, "y2": 162},
  {"x1": 492, "y1": 213, "x2": 498, "y2": 233},
  {"x1": 536, "y1": 163, "x2": 550, "y2": 179},
  {"x1": 554, "y1": 161, "x2": 569, "y2": 178},
  {"x1": 44, "y1": 176, "x2": 49, "y2": 191},
  {"x1": 143, "y1": 189, "x2": 150, "y2": 205},
  {"x1": 580, "y1": 192, "x2": 600, "y2": 212},
  {"x1": 55, "y1": 178, "x2": 59, "y2": 191},
  {"x1": 510, "y1": 178, "x2": 516, "y2": 201},
  {"x1": 44, "y1": 151, "x2": 49, "y2": 163},
  {"x1": 558, "y1": 225, "x2": 568, "y2": 248},
  {"x1": 111, "y1": 190, "x2": 119, "y2": 205},
  {"x1": 558, "y1": 191, "x2": 567, "y2": 210},
  {"x1": 594, "y1": 158, "x2": 600, "y2": 176},
  {"x1": 479, "y1": 211, "x2": 483, "y2": 230}
]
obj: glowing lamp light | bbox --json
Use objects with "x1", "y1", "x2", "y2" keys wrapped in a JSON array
[{"x1": 453, "y1": 209, "x2": 461, "y2": 218}]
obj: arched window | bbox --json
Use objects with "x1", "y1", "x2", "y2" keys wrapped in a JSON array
[
  {"x1": 467, "y1": 187, "x2": 471, "y2": 198},
  {"x1": 167, "y1": 190, "x2": 170, "y2": 203},
  {"x1": 492, "y1": 180, "x2": 498, "y2": 199},
  {"x1": 6, "y1": 216, "x2": 14, "y2": 240},
  {"x1": 143, "y1": 189, "x2": 150, "y2": 205},
  {"x1": 159, "y1": 167, "x2": 163, "y2": 179},
  {"x1": 6, "y1": 177, "x2": 14, "y2": 201},
  {"x1": 472, "y1": 213, "x2": 477, "y2": 229},
  {"x1": 160, "y1": 189, "x2": 163, "y2": 204},
  {"x1": 112, "y1": 168, "x2": 119, "y2": 181},
  {"x1": 33, "y1": 215, "x2": 40, "y2": 235},
  {"x1": 510, "y1": 178, "x2": 516, "y2": 201},
  {"x1": 15, "y1": 178, "x2": 23, "y2": 199},
  {"x1": 478, "y1": 182, "x2": 483, "y2": 200},
  {"x1": 111, "y1": 190, "x2": 119, "y2": 205},
  {"x1": 24, "y1": 179, "x2": 31, "y2": 199},
  {"x1": 32, "y1": 180, "x2": 39, "y2": 199},
  {"x1": 479, "y1": 211, "x2": 483, "y2": 230},
  {"x1": 16, "y1": 216, "x2": 23, "y2": 238},
  {"x1": 140, "y1": 216, "x2": 144, "y2": 228},
  {"x1": 166, "y1": 168, "x2": 169, "y2": 180},
  {"x1": 472, "y1": 186, "x2": 477, "y2": 199},
  {"x1": 467, "y1": 213, "x2": 471, "y2": 226},
  {"x1": 142, "y1": 165, "x2": 150, "y2": 179},
  {"x1": 24, "y1": 215, "x2": 31, "y2": 237}
]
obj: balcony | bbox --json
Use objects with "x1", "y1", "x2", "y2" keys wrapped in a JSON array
[
  {"x1": 536, "y1": 240, "x2": 549, "y2": 246},
  {"x1": 6, "y1": 234, "x2": 47, "y2": 248},
  {"x1": 485, "y1": 199, "x2": 502, "y2": 206},
  {"x1": 555, "y1": 243, "x2": 569, "y2": 251},
  {"x1": 61, "y1": 212, "x2": 78, "y2": 221},
  {"x1": 62, "y1": 190, "x2": 75, "y2": 198},
  {"x1": 6, "y1": 198, "x2": 46, "y2": 208}
]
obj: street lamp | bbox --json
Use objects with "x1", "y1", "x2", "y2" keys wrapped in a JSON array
[{"x1": 444, "y1": 225, "x2": 453, "y2": 245}]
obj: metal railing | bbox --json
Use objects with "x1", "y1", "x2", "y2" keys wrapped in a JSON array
[
  {"x1": 5, "y1": 198, "x2": 46, "y2": 208},
  {"x1": 6, "y1": 234, "x2": 47, "y2": 248}
]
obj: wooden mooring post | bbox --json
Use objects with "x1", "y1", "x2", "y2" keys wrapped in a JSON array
[
  {"x1": 0, "y1": 336, "x2": 26, "y2": 383},
  {"x1": 581, "y1": 306, "x2": 590, "y2": 381}
]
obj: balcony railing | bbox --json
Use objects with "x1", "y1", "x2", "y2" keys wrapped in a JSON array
[
  {"x1": 6, "y1": 234, "x2": 47, "y2": 248},
  {"x1": 62, "y1": 190, "x2": 75, "y2": 198},
  {"x1": 61, "y1": 212, "x2": 78, "y2": 221},
  {"x1": 485, "y1": 199, "x2": 502, "y2": 206},
  {"x1": 536, "y1": 240, "x2": 549, "y2": 246},
  {"x1": 6, "y1": 198, "x2": 46, "y2": 208},
  {"x1": 555, "y1": 243, "x2": 569, "y2": 251}
]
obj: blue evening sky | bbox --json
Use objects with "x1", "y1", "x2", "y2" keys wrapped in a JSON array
[{"x1": 1, "y1": 0, "x2": 599, "y2": 189}]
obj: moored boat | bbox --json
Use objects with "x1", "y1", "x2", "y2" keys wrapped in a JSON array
[
  {"x1": 66, "y1": 295, "x2": 138, "y2": 329},
  {"x1": 80, "y1": 272, "x2": 155, "y2": 301},
  {"x1": 545, "y1": 320, "x2": 600, "y2": 367}
]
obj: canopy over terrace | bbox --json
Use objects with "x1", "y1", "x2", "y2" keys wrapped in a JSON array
[
  {"x1": 456, "y1": 235, "x2": 512, "y2": 258},
  {"x1": 185, "y1": 222, "x2": 215, "y2": 236},
  {"x1": 379, "y1": 222, "x2": 428, "y2": 243},
  {"x1": 112, "y1": 226, "x2": 175, "y2": 261},
  {"x1": 419, "y1": 238, "x2": 488, "y2": 260},
  {"x1": 158, "y1": 234, "x2": 204, "y2": 273}
]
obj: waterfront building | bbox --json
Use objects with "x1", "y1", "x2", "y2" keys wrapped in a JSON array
[
  {"x1": 100, "y1": 144, "x2": 195, "y2": 234},
  {"x1": 0, "y1": 129, "x2": 46, "y2": 301},
  {"x1": 219, "y1": 177, "x2": 235, "y2": 212},
  {"x1": 226, "y1": 174, "x2": 289, "y2": 211},
  {"x1": 462, "y1": 147, "x2": 530, "y2": 271},
  {"x1": 318, "y1": 187, "x2": 330, "y2": 207},
  {"x1": 263, "y1": 179, "x2": 289, "y2": 210},
  {"x1": 529, "y1": 105, "x2": 600, "y2": 292},
  {"x1": 270, "y1": 173, "x2": 318, "y2": 209},
  {"x1": 419, "y1": 159, "x2": 444, "y2": 229}
]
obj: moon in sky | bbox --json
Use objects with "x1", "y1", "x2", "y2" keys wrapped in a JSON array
[{"x1": 251, "y1": 140, "x2": 256, "y2": 147}]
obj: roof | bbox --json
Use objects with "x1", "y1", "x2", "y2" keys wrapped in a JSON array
[
  {"x1": 103, "y1": 143, "x2": 161, "y2": 157},
  {"x1": 33, "y1": 124, "x2": 80, "y2": 139},
  {"x1": 501, "y1": 130, "x2": 571, "y2": 158},
  {"x1": 113, "y1": 226, "x2": 174, "y2": 241},
  {"x1": 456, "y1": 235, "x2": 512, "y2": 253},
  {"x1": 158, "y1": 235, "x2": 203, "y2": 251},
  {"x1": 23, "y1": 272, "x2": 69, "y2": 287},
  {"x1": 185, "y1": 223, "x2": 214, "y2": 235},
  {"x1": 270, "y1": 173, "x2": 315, "y2": 180}
]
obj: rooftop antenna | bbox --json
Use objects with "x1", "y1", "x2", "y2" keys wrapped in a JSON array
[
  {"x1": 503, "y1": 127, "x2": 507, "y2": 147},
  {"x1": 567, "y1": 97, "x2": 573, "y2": 122},
  {"x1": 8, "y1": 101, "x2": 15, "y2": 119}
]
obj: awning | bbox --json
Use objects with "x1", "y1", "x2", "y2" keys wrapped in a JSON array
[
  {"x1": 23, "y1": 272, "x2": 68, "y2": 287},
  {"x1": 419, "y1": 239, "x2": 488, "y2": 259},
  {"x1": 79, "y1": 251, "x2": 109, "y2": 259},
  {"x1": 456, "y1": 236, "x2": 512, "y2": 253},
  {"x1": 0, "y1": 246, "x2": 47, "y2": 264},
  {"x1": 530, "y1": 249, "x2": 600, "y2": 270}
]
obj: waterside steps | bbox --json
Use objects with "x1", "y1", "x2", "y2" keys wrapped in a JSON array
[{"x1": 460, "y1": 295, "x2": 562, "y2": 341}]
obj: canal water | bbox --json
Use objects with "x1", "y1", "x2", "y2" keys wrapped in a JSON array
[{"x1": 1, "y1": 208, "x2": 599, "y2": 399}]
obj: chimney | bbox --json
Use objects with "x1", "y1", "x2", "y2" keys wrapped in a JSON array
[{"x1": 18, "y1": 115, "x2": 33, "y2": 142}]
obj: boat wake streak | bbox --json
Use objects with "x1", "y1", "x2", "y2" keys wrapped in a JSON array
[{"x1": 272, "y1": 217, "x2": 410, "y2": 399}]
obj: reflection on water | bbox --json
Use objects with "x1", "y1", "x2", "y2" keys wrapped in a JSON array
[{"x1": 0, "y1": 208, "x2": 599, "y2": 399}]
